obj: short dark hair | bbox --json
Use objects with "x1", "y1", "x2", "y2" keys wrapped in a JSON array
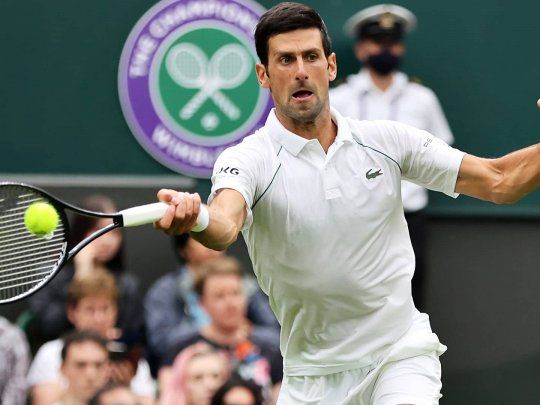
[
  {"x1": 61, "y1": 330, "x2": 108, "y2": 362},
  {"x1": 255, "y1": 2, "x2": 332, "y2": 66},
  {"x1": 211, "y1": 374, "x2": 264, "y2": 405}
]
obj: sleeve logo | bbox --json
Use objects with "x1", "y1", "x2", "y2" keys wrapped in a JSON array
[{"x1": 218, "y1": 167, "x2": 240, "y2": 175}]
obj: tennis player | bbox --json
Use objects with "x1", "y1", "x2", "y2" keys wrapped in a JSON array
[{"x1": 155, "y1": 3, "x2": 540, "y2": 404}]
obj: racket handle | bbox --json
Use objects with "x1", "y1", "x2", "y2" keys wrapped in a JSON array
[{"x1": 120, "y1": 202, "x2": 210, "y2": 232}]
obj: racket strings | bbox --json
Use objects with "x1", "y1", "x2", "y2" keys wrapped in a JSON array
[{"x1": 0, "y1": 186, "x2": 67, "y2": 301}]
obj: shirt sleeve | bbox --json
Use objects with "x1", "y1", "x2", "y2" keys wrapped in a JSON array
[
  {"x1": 382, "y1": 121, "x2": 465, "y2": 198},
  {"x1": 209, "y1": 142, "x2": 263, "y2": 231}
]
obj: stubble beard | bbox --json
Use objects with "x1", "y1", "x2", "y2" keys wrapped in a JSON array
[{"x1": 279, "y1": 93, "x2": 326, "y2": 127}]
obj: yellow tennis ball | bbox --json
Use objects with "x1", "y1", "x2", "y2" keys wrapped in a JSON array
[{"x1": 24, "y1": 202, "x2": 59, "y2": 236}]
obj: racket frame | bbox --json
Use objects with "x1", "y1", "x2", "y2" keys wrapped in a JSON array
[{"x1": 0, "y1": 182, "x2": 122, "y2": 304}]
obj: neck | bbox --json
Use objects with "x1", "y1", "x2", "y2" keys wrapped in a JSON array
[
  {"x1": 275, "y1": 103, "x2": 337, "y2": 152},
  {"x1": 202, "y1": 323, "x2": 247, "y2": 346},
  {"x1": 368, "y1": 69, "x2": 395, "y2": 91},
  {"x1": 62, "y1": 393, "x2": 86, "y2": 405}
]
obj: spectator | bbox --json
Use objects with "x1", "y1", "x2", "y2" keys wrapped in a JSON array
[
  {"x1": 0, "y1": 316, "x2": 31, "y2": 405},
  {"x1": 29, "y1": 194, "x2": 144, "y2": 344},
  {"x1": 211, "y1": 375, "x2": 263, "y2": 405},
  {"x1": 28, "y1": 268, "x2": 155, "y2": 405},
  {"x1": 160, "y1": 258, "x2": 282, "y2": 397},
  {"x1": 57, "y1": 331, "x2": 110, "y2": 405},
  {"x1": 159, "y1": 342, "x2": 229, "y2": 405},
  {"x1": 90, "y1": 382, "x2": 140, "y2": 405},
  {"x1": 144, "y1": 234, "x2": 278, "y2": 369}
]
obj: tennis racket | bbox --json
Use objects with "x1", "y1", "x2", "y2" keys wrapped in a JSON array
[{"x1": 0, "y1": 182, "x2": 209, "y2": 304}]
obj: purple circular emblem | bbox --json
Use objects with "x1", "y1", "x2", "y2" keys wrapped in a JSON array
[{"x1": 118, "y1": 0, "x2": 273, "y2": 178}]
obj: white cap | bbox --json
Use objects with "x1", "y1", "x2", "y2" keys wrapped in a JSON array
[{"x1": 344, "y1": 4, "x2": 417, "y2": 39}]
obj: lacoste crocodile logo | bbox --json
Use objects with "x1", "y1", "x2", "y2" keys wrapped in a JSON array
[{"x1": 366, "y1": 168, "x2": 383, "y2": 180}]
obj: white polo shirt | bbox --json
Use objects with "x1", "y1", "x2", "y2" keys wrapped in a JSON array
[
  {"x1": 210, "y1": 108, "x2": 464, "y2": 377},
  {"x1": 330, "y1": 70, "x2": 454, "y2": 212}
]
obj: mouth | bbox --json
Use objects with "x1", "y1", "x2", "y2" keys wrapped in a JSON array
[{"x1": 292, "y1": 89, "x2": 314, "y2": 101}]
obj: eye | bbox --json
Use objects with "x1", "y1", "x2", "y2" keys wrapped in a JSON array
[
  {"x1": 307, "y1": 53, "x2": 318, "y2": 62},
  {"x1": 280, "y1": 55, "x2": 292, "y2": 64}
]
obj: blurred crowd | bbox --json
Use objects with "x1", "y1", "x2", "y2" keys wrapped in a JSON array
[{"x1": 0, "y1": 195, "x2": 281, "y2": 405}]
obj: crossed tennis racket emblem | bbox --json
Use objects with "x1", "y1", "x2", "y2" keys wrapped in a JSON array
[{"x1": 165, "y1": 42, "x2": 252, "y2": 121}]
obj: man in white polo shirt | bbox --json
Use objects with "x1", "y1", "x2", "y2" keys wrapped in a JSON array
[{"x1": 155, "y1": 3, "x2": 540, "y2": 403}]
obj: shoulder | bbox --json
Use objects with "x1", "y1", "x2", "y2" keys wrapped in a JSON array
[
  {"x1": 404, "y1": 80, "x2": 440, "y2": 104},
  {"x1": 329, "y1": 80, "x2": 354, "y2": 97},
  {"x1": 347, "y1": 117, "x2": 416, "y2": 141},
  {"x1": 249, "y1": 326, "x2": 280, "y2": 350},
  {"x1": 221, "y1": 129, "x2": 273, "y2": 159},
  {"x1": 163, "y1": 331, "x2": 202, "y2": 366},
  {"x1": 346, "y1": 118, "x2": 424, "y2": 162},
  {"x1": 214, "y1": 128, "x2": 278, "y2": 180},
  {"x1": 145, "y1": 272, "x2": 178, "y2": 302},
  {"x1": 33, "y1": 339, "x2": 62, "y2": 363}
]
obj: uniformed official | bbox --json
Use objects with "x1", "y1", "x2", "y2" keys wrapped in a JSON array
[{"x1": 330, "y1": 4, "x2": 454, "y2": 310}]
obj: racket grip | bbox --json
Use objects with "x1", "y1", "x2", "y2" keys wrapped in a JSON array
[{"x1": 120, "y1": 202, "x2": 210, "y2": 232}]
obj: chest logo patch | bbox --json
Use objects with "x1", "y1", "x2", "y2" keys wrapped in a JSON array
[{"x1": 366, "y1": 168, "x2": 383, "y2": 180}]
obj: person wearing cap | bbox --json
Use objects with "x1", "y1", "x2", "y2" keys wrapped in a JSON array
[{"x1": 330, "y1": 4, "x2": 454, "y2": 310}]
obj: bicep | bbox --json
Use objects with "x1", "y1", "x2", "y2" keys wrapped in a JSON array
[{"x1": 455, "y1": 154, "x2": 500, "y2": 202}]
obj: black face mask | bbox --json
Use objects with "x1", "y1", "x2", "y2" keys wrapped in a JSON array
[{"x1": 366, "y1": 49, "x2": 401, "y2": 75}]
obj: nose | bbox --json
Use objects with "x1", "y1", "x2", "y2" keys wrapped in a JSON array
[{"x1": 295, "y1": 57, "x2": 308, "y2": 81}]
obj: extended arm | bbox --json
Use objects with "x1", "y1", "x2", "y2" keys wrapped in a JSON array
[
  {"x1": 155, "y1": 188, "x2": 246, "y2": 250},
  {"x1": 455, "y1": 144, "x2": 540, "y2": 204}
]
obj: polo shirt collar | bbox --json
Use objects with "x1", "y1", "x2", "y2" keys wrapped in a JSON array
[{"x1": 265, "y1": 107, "x2": 354, "y2": 156}]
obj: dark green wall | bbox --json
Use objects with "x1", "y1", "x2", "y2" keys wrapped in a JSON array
[{"x1": 2, "y1": 0, "x2": 540, "y2": 215}]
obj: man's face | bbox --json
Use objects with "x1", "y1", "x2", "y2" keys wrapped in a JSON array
[
  {"x1": 67, "y1": 295, "x2": 117, "y2": 338},
  {"x1": 61, "y1": 341, "x2": 109, "y2": 402},
  {"x1": 201, "y1": 274, "x2": 247, "y2": 332},
  {"x1": 255, "y1": 28, "x2": 337, "y2": 124},
  {"x1": 355, "y1": 38, "x2": 405, "y2": 63}
]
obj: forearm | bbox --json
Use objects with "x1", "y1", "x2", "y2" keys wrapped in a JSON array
[
  {"x1": 156, "y1": 188, "x2": 245, "y2": 249},
  {"x1": 191, "y1": 204, "x2": 240, "y2": 250},
  {"x1": 493, "y1": 143, "x2": 540, "y2": 203}
]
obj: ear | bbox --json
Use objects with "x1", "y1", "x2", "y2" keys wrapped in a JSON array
[
  {"x1": 354, "y1": 42, "x2": 367, "y2": 62},
  {"x1": 327, "y1": 52, "x2": 337, "y2": 82},
  {"x1": 255, "y1": 63, "x2": 270, "y2": 88},
  {"x1": 66, "y1": 304, "x2": 76, "y2": 325}
]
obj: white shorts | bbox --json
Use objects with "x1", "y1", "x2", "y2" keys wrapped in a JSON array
[{"x1": 277, "y1": 313, "x2": 446, "y2": 405}]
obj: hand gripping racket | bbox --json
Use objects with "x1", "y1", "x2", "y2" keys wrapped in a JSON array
[{"x1": 0, "y1": 182, "x2": 209, "y2": 304}]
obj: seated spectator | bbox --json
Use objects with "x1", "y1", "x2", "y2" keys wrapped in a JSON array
[
  {"x1": 145, "y1": 235, "x2": 279, "y2": 370},
  {"x1": 28, "y1": 268, "x2": 155, "y2": 405},
  {"x1": 56, "y1": 331, "x2": 110, "y2": 405},
  {"x1": 29, "y1": 195, "x2": 144, "y2": 346},
  {"x1": 159, "y1": 342, "x2": 229, "y2": 405},
  {"x1": 211, "y1": 375, "x2": 264, "y2": 405},
  {"x1": 90, "y1": 382, "x2": 140, "y2": 405},
  {"x1": 160, "y1": 258, "x2": 282, "y2": 397},
  {"x1": 0, "y1": 316, "x2": 30, "y2": 405}
]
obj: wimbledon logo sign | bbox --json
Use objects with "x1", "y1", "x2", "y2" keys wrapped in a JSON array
[{"x1": 118, "y1": 0, "x2": 272, "y2": 178}]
